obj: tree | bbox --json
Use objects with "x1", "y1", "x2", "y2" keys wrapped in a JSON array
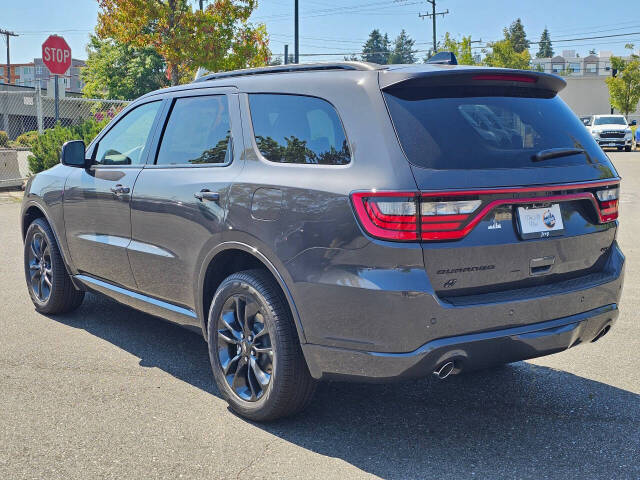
[
  {"x1": 504, "y1": 18, "x2": 529, "y2": 53},
  {"x1": 96, "y1": 0, "x2": 269, "y2": 86},
  {"x1": 589, "y1": 49, "x2": 597, "y2": 55},
  {"x1": 606, "y1": 58, "x2": 640, "y2": 117},
  {"x1": 439, "y1": 32, "x2": 476, "y2": 65},
  {"x1": 536, "y1": 28, "x2": 553, "y2": 58},
  {"x1": 361, "y1": 29, "x2": 390, "y2": 64},
  {"x1": 389, "y1": 30, "x2": 416, "y2": 64},
  {"x1": 484, "y1": 39, "x2": 531, "y2": 69},
  {"x1": 82, "y1": 35, "x2": 167, "y2": 99}
]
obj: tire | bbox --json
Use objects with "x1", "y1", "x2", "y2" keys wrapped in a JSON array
[
  {"x1": 24, "y1": 218, "x2": 85, "y2": 314},
  {"x1": 625, "y1": 146, "x2": 632, "y2": 152},
  {"x1": 207, "y1": 269, "x2": 316, "y2": 421}
]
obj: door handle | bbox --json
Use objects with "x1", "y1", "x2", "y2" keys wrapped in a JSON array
[
  {"x1": 110, "y1": 184, "x2": 130, "y2": 195},
  {"x1": 194, "y1": 189, "x2": 220, "y2": 202}
]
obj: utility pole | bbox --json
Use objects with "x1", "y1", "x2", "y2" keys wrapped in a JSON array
[
  {"x1": 294, "y1": 0, "x2": 299, "y2": 63},
  {"x1": 418, "y1": 1, "x2": 448, "y2": 57},
  {"x1": 0, "y1": 29, "x2": 19, "y2": 84},
  {"x1": 284, "y1": 45, "x2": 289, "y2": 65}
]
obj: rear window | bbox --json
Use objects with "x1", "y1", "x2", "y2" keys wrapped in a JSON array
[
  {"x1": 383, "y1": 86, "x2": 609, "y2": 170},
  {"x1": 249, "y1": 94, "x2": 350, "y2": 165}
]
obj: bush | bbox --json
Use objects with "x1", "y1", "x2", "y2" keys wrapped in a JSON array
[
  {"x1": 28, "y1": 116, "x2": 112, "y2": 174},
  {"x1": 0, "y1": 131, "x2": 8, "y2": 147},
  {"x1": 15, "y1": 130, "x2": 39, "y2": 148}
]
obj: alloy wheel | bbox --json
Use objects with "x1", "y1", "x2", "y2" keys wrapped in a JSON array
[
  {"x1": 217, "y1": 294, "x2": 274, "y2": 401},
  {"x1": 27, "y1": 230, "x2": 52, "y2": 303}
]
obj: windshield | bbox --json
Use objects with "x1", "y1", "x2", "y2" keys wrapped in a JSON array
[
  {"x1": 593, "y1": 116, "x2": 627, "y2": 126},
  {"x1": 383, "y1": 86, "x2": 609, "y2": 170}
]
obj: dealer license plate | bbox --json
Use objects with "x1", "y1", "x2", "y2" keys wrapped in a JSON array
[{"x1": 516, "y1": 204, "x2": 564, "y2": 239}]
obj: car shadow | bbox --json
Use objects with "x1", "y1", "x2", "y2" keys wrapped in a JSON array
[{"x1": 50, "y1": 293, "x2": 640, "y2": 479}]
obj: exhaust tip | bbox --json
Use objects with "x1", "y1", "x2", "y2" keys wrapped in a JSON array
[
  {"x1": 591, "y1": 325, "x2": 611, "y2": 343},
  {"x1": 433, "y1": 361, "x2": 455, "y2": 380}
]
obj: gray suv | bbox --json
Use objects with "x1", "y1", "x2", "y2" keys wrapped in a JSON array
[{"x1": 21, "y1": 60, "x2": 624, "y2": 421}]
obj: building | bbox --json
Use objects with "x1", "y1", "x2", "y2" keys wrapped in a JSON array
[
  {"x1": 0, "y1": 58, "x2": 86, "y2": 93},
  {"x1": 531, "y1": 50, "x2": 639, "y2": 76},
  {"x1": 0, "y1": 63, "x2": 37, "y2": 87}
]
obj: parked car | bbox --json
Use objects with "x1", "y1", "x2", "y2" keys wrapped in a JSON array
[
  {"x1": 21, "y1": 59, "x2": 624, "y2": 421},
  {"x1": 586, "y1": 114, "x2": 636, "y2": 152}
]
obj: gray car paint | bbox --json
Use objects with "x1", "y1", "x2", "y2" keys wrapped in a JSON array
[{"x1": 21, "y1": 63, "x2": 625, "y2": 381}]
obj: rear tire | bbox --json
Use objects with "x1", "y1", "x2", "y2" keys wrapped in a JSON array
[
  {"x1": 24, "y1": 218, "x2": 85, "y2": 314},
  {"x1": 207, "y1": 269, "x2": 316, "y2": 421}
]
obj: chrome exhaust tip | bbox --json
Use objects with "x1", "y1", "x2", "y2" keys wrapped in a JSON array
[{"x1": 433, "y1": 361, "x2": 455, "y2": 380}]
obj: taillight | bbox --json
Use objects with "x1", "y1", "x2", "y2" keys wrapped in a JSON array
[
  {"x1": 351, "y1": 192, "x2": 419, "y2": 241},
  {"x1": 596, "y1": 187, "x2": 619, "y2": 222},
  {"x1": 351, "y1": 181, "x2": 619, "y2": 242},
  {"x1": 420, "y1": 199, "x2": 481, "y2": 239},
  {"x1": 351, "y1": 193, "x2": 482, "y2": 241}
]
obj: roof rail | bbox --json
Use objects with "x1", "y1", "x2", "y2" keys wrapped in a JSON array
[{"x1": 194, "y1": 61, "x2": 382, "y2": 82}]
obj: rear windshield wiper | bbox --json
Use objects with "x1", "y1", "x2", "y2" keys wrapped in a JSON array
[{"x1": 532, "y1": 148, "x2": 586, "y2": 162}]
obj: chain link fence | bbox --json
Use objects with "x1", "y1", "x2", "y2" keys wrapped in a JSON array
[
  {"x1": 0, "y1": 85, "x2": 129, "y2": 139},
  {"x1": 0, "y1": 85, "x2": 129, "y2": 188}
]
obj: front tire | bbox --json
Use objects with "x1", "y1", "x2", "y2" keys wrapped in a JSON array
[
  {"x1": 24, "y1": 218, "x2": 84, "y2": 314},
  {"x1": 625, "y1": 146, "x2": 632, "y2": 152},
  {"x1": 207, "y1": 269, "x2": 316, "y2": 421}
]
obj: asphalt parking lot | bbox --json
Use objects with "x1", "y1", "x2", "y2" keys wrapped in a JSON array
[{"x1": 1, "y1": 152, "x2": 639, "y2": 480}]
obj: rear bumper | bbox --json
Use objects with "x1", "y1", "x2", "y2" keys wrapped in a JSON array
[{"x1": 303, "y1": 303, "x2": 618, "y2": 381}]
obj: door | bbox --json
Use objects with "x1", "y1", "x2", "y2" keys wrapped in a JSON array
[
  {"x1": 128, "y1": 90, "x2": 244, "y2": 312},
  {"x1": 64, "y1": 100, "x2": 164, "y2": 288}
]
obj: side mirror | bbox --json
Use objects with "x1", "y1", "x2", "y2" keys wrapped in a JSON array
[
  {"x1": 61, "y1": 140, "x2": 88, "y2": 168},
  {"x1": 630, "y1": 120, "x2": 637, "y2": 126}
]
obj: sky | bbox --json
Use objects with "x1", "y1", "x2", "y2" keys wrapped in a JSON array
[{"x1": 1, "y1": 0, "x2": 640, "y2": 65}]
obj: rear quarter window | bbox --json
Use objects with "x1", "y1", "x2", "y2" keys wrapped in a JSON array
[{"x1": 248, "y1": 94, "x2": 350, "y2": 165}]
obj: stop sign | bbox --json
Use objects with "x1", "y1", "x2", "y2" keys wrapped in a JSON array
[{"x1": 42, "y1": 35, "x2": 71, "y2": 75}]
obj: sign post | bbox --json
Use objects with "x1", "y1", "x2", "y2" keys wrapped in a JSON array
[{"x1": 41, "y1": 35, "x2": 71, "y2": 124}]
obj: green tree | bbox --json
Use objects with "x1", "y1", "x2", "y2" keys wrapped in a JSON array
[
  {"x1": 536, "y1": 28, "x2": 553, "y2": 58},
  {"x1": 504, "y1": 18, "x2": 529, "y2": 53},
  {"x1": 27, "y1": 115, "x2": 114, "y2": 174},
  {"x1": 484, "y1": 38, "x2": 531, "y2": 69},
  {"x1": 82, "y1": 35, "x2": 167, "y2": 100},
  {"x1": 606, "y1": 58, "x2": 640, "y2": 117},
  {"x1": 361, "y1": 29, "x2": 390, "y2": 64},
  {"x1": 97, "y1": 0, "x2": 269, "y2": 86},
  {"x1": 439, "y1": 32, "x2": 476, "y2": 65},
  {"x1": 389, "y1": 30, "x2": 416, "y2": 64}
]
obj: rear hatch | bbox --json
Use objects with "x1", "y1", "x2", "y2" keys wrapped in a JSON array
[{"x1": 380, "y1": 68, "x2": 620, "y2": 298}]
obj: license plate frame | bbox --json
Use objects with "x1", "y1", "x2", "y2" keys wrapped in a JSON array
[{"x1": 516, "y1": 203, "x2": 565, "y2": 240}]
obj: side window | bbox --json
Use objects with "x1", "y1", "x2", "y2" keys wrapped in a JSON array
[
  {"x1": 249, "y1": 94, "x2": 350, "y2": 165},
  {"x1": 94, "y1": 101, "x2": 161, "y2": 166},
  {"x1": 156, "y1": 95, "x2": 232, "y2": 165}
]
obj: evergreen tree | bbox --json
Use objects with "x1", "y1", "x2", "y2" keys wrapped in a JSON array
[
  {"x1": 504, "y1": 18, "x2": 530, "y2": 53},
  {"x1": 536, "y1": 28, "x2": 553, "y2": 58},
  {"x1": 389, "y1": 30, "x2": 416, "y2": 64},
  {"x1": 361, "y1": 29, "x2": 390, "y2": 64}
]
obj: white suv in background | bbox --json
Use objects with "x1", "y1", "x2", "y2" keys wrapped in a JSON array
[{"x1": 587, "y1": 115, "x2": 636, "y2": 152}]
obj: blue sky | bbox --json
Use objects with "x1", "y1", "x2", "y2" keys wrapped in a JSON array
[{"x1": 2, "y1": 0, "x2": 640, "y2": 64}]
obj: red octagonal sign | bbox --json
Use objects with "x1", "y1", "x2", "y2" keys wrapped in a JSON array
[{"x1": 42, "y1": 35, "x2": 72, "y2": 75}]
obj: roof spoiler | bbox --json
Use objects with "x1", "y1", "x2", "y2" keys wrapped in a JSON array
[
  {"x1": 425, "y1": 51, "x2": 458, "y2": 65},
  {"x1": 380, "y1": 67, "x2": 567, "y2": 93}
]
